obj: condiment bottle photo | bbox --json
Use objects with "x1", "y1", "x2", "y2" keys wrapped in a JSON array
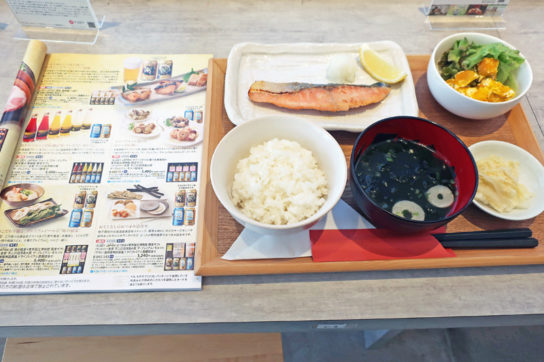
[
  {"x1": 85, "y1": 163, "x2": 94, "y2": 183},
  {"x1": 36, "y1": 112, "x2": 49, "y2": 140},
  {"x1": 60, "y1": 110, "x2": 72, "y2": 135},
  {"x1": 72, "y1": 109, "x2": 83, "y2": 132},
  {"x1": 90, "y1": 123, "x2": 102, "y2": 138},
  {"x1": 95, "y1": 163, "x2": 102, "y2": 183},
  {"x1": 23, "y1": 113, "x2": 38, "y2": 142},
  {"x1": 48, "y1": 110, "x2": 62, "y2": 137},
  {"x1": 82, "y1": 208, "x2": 94, "y2": 227},
  {"x1": 82, "y1": 108, "x2": 92, "y2": 130}
]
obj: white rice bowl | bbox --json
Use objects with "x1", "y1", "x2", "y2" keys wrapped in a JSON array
[{"x1": 231, "y1": 138, "x2": 328, "y2": 225}]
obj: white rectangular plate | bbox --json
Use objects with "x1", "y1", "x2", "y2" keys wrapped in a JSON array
[{"x1": 224, "y1": 42, "x2": 419, "y2": 132}]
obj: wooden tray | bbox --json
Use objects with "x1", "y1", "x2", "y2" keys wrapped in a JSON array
[{"x1": 195, "y1": 56, "x2": 544, "y2": 276}]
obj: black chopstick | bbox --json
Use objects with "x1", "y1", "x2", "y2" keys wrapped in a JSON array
[
  {"x1": 432, "y1": 228, "x2": 538, "y2": 249},
  {"x1": 439, "y1": 237, "x2": 538, "y2": 249},
  {"x1": 433, "y1": 228, "x2": 532, "y2": 241}
]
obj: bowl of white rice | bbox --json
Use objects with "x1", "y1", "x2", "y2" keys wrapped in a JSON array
[{"x1": 210, "y1": 115, "x2": 347, "y2": 235}]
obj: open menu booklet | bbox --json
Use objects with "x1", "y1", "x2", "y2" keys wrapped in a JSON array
[{"x1": 0, "y1": 40, "x2": 211, "y2": 294}]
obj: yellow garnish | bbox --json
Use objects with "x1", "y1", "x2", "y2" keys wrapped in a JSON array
[{"x1": 359, "y1": 47, "x2": 407, "y2": 84}]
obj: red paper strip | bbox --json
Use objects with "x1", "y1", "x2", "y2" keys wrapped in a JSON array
[{"x1": 310, "y1": 228, "x2": 455, "y2": 262}]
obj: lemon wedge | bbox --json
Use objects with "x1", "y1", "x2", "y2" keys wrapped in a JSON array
[
  {"x1": 175, "y1": 82, "x2": 187, "y2": 93},
  {"x1": 360, "y1": 47, "x2": 407, "y2": 84}
]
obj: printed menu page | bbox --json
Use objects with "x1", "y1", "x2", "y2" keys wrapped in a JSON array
[{"x1": 0, "y1": 41, "x2": 210, "y2": 293}]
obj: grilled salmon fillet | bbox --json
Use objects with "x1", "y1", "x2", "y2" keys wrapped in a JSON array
[{"x1": 248, "y1": 81, "x2": 391, "y2": 112}]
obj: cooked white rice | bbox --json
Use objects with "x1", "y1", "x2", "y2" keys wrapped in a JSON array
[{"x1": 231, "y1": 138, "x2": 328, "y2": 225}]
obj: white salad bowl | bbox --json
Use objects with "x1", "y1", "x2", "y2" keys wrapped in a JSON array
[
  {"x1": 210, "y1": 115, "x2": 347, "y2": 235},
  {"x1": 427, "y1": 32, "x2": 533, "y2": 120}
]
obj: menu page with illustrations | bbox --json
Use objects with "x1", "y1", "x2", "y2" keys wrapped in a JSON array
[{"x1": 0, "y1": 45, "x2": 211, "y2": 293}]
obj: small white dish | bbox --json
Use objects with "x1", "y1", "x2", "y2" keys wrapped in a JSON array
[
  {"x1": 469, "y1": 140, "x2": 544, "y2": 220},
  {"x1": 224, "y1": 41, "x2": 418, "y2": 132}
]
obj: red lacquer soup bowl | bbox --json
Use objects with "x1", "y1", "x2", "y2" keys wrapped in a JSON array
[{"x1": 349, "y1": 116, "x2": 478, "y2": 233}]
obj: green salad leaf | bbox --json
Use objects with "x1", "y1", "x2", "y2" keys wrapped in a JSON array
[
  {"x1": 438, "y1": 38, "x2": 525, "y2": 89},
  {"x1": 121, "y1": 82, "x2": 138, "y2": 93},
  {"x1": 183, "y1": 68, "x2": 197, "y2": 83},
  {"x1": 446, "y1": 37, "x2": 470, "y2": 64}
]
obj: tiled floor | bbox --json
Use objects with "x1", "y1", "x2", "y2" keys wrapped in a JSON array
[{"x1": 282, "y1": 326, "x2": 544, "y2": 362}]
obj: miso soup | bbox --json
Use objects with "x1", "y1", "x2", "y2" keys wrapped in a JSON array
[{"x1": 354, "y1": 137, "x2": 457, "y2": 221}]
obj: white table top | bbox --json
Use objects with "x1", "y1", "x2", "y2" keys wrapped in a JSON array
[{"x1": 1, "y1": 0, "x2": 544, "y2": 337}]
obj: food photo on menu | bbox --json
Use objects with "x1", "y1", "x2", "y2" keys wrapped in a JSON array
[
  {"x1": 107, "y1": 184, "x2": 173, "y2": 221},
  {"x1": 117, "y1": 56, "x2": 207, "y2": 105},
  {"x1": 113, "y1": 56, "x2": 207, "y2": 149},
  {"x1": 1, "y1": 183, "x2": 69, "y2": 229},
  {"x1": 123, "y1": 107, "x2": 204, "y2": 147}
]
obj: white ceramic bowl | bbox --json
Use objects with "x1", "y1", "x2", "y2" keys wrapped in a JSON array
[
  {"x1": 469, "y1": 140, "x2": 544, "y2": 220},
  {"x1": 210, "y1": 115, "x2": 347, "y2": 235},
  {"x1": 427, "y1": 32, "x2": 533, "y2": 120}
]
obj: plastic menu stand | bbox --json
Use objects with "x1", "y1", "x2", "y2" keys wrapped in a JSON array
[
  {"x1": 7, "y1": 0, "x2": 104, "y2": 45},
  {"x1": 425, "y1": 1, "x2": 508, "y2": 31}
]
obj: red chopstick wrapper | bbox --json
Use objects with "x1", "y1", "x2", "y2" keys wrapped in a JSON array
[{"x1": 309, "y1": 227, "x2": 455, "y2": 262}]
